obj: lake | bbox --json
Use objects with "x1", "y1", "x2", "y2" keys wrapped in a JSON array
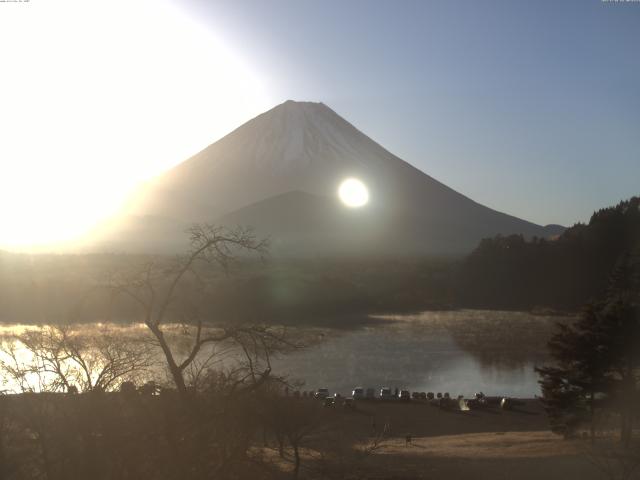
[
  {"x1": 0, "y1": 310, "x2": 568, "y2": 397},
  {"x1": 271, "y1": 310, "x2": 568, "y2": 398}
]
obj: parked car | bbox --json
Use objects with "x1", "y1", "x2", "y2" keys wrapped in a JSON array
[
  {"x1": 419, "y1": 392, "x2": 427, "y2": 400},
  {"x1": 365, "y1": 388, "x2": 376, "y2": 399},
  {"x1": 352, "y1": 387, "x2": 365, "y2": 400},
  {"x1": 399, "y1": 390, "x2": 411, "y2": 401},
  {"x1": 315, "y1": 388, "x2": 329, "y2": 399},
  {"x1": 380, "y1": 387, "x2": 394, "y2": 400},
  {"x1": 438, "y1": 396, "x2": 456, "y2": 410},
  {"x1": 500, "y1": 397, "x2": 524, "y2": 410},
  {"x1": 411, "y1": 392, "x2": 421, "y2": 400}
]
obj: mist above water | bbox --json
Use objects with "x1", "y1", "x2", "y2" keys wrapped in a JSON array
[
  {"x1": 272, "y1": 310, "x2": 566, "y2": 398},
  {"x1": 0, "y1": 310, "x2": 566, "y2": 398}
]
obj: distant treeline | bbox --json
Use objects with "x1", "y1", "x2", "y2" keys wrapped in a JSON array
[
  {"x1": 0, "y1": 253, "x2": 455, "y2": 326},
  {"x1": 2, "y1": 197, "x2": 638, "y2": 325},
  {"x1": 456, "y1": 196, "x2": 640, "y2": 310}
]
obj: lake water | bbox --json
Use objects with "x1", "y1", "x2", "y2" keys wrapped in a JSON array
[
  {"x1": 271, "y1": 310, "x2": 567, "y2": 398},
  {"x1": 0, "y1": 310, "x2": 568, "y2": 397}
]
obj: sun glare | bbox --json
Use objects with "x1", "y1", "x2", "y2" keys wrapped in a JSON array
[
  {"x1": 338, "y1": 178, "x2": 369, "y2": 208},
  {"x1": 0, "y1": 0, "x2": 271, "y2": 251}
]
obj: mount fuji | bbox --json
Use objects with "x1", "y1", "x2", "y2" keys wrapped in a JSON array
[{"x1": 96, "y1": 100, "x2": 563, "y2": 255}]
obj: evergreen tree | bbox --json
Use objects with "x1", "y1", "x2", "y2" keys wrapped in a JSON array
[
  {"x1": 459, "y1": 196, "x2": 640, "y2": 309},
  {"x1": 598, "y1": 251, "x2": 640, "y2": 446},
  {"x1": 536, "y1": 303, "x2": 610, "y2": 439},
  {"x1": 537, "y1": 249, "x2": 640, "y2": 443}
]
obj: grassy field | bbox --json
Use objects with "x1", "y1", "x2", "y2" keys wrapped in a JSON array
[{"x1": 259, "y1": 398, "x2": 603, "y2": 480}]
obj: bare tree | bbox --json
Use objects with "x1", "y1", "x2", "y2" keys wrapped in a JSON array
[
  {"x1": 259, "y1": 394, "x2": 330, "y2": 479},
  {"x1": 106, "y1": 224, "x2": 295, "y2": 399},
  {"x1": 0, "y1": 325, "x2": 153, "y2": 393}
]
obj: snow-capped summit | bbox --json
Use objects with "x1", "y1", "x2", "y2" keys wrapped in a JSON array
[
  {"x1": 102, "y1": 100, "x2": 563, "y2": 254},
  {"x1": 133, "y1": 99, "x2": 402, "y2": 220}
]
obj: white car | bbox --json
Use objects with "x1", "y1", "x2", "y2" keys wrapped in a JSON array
[{"x1": 352, "y1": 387, "x2": 365, "y2": 400}]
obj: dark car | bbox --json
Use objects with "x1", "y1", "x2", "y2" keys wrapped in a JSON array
[
  {"x1": 352, "y1": 387, "x2": 365, "y2": 400},
  {"x1": 315, "y1": 388, "x2": 329, "y2": 399},
  {"x1": 380, "y1": 387, "x2": 394, "y2": 400}
]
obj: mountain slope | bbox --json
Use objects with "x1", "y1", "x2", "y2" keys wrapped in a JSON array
[
  {"x1": 100, "y1": 100, "x2": 562, "y2": 255},
  {"x1": 217, "y1": 190, "x2": 557, "y2": 256}
]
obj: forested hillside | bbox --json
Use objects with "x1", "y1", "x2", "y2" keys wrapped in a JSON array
[{"x1": 457, "y1": 197, "x2": 640, "y2": 310}]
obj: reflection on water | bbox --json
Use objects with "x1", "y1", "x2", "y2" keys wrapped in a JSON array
[
  {"x1": 0, "y1": 311, "x2": 570, "y2": 397},
  {"x1": 0, "y1": 323, "x2": 154, "y2": 393},
  {"x1": 272, "y1": 310, "x2": 570, "y2": 397}
]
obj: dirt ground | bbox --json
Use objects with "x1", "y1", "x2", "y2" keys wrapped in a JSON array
[{"x1": 260, "y1": 399, "x2": 607, "y2": 480}]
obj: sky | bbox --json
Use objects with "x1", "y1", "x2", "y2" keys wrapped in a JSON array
[{"x1": 1, "y1": 0, "x2": 639, "y2": 249}]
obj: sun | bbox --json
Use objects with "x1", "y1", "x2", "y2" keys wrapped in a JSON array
[
  {"x1": 0, "y1": 0, "x2": 270, "y2": 251},
  {"x1": 338, "y1": 178, "x2": 369, "y2": 208}
]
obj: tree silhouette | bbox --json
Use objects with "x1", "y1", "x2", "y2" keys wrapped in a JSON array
[
  {"x1": 536, "y1": 303, "x2": 611, "y2": 439},
  {"x1": 537, "y1": 247, "x2": 640, "y2": 443},
  {"x1": 458, "y1": 196, "x2": 640, "y2": 310},
  {"x1": 106, "y1": 224, "x2": 295, "y2": 399},
  {"x1": 0, "y1": 325, "x2": 152, "y2": 393}
]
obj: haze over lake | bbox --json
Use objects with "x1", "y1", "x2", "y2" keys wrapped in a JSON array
[
  {"x1": 0, "y1": 310, "x2": 564, "y2": 397},
  {"x1": 272, "y1": 310, "x2": 565, "y2": 398}
]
